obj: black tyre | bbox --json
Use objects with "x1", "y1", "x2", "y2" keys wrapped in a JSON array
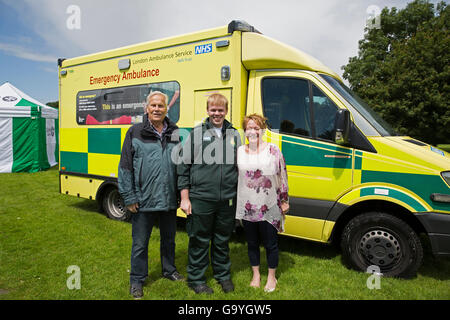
[
  {"x1": 341, "y1": 212, "x2": 423, "y2": 278},
  {"x1": 102, "y1": 186, "x2": 131, "y2": 221}
]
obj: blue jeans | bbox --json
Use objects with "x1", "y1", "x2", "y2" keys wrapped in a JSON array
[{"x1": 130, "y1": 210, "x2": 177, "y2": 285}]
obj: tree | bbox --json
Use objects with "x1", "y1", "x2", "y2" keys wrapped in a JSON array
[
  {"x1": 46, "y1": 101, "x2": 59, "y2": 109},
  {"x1": 342, "y1": 0, "x2": 449, "y2": 145}
]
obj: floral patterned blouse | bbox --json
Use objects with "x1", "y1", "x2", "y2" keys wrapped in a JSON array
[{"x1": 236, "y1": 143, "x2": 289, "y2": 232}]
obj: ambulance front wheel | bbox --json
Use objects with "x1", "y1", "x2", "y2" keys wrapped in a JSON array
[
  {"x1": 102, "y1": 186, "x2": 131, "y2": 221},
  {"x1": 340, "y1": 212, "x2": 423, "y2": 278}
]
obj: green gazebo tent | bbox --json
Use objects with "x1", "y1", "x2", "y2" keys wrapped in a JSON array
[{"x1": 0, "y1": 82, "x2": 58, "y2": 173}]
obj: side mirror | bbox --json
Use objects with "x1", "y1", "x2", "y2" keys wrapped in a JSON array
[{"x1": 334, "y1": 109, "x2": 351, "y2": 145}]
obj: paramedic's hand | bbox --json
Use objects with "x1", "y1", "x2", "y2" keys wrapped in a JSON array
[
  {"x1": 281, "y1": 202, "x2": 289, "y2": 215},
  {"x1": 180, "y1": 189, "x2": 192, "y2": 215},
  {"x1": 127, "y1": 203, "x2": 139, "y2": 213},
  {"x1": 180, "y1": 199, "x2": 192, "y2": 215}
]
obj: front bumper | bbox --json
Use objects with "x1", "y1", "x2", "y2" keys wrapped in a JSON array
[{"x1": 415, "y1": 212, "x2": 450, "y2": 256}]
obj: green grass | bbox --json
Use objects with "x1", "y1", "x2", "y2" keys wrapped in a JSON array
[{"x1": 0, "y1": 166, "x2": 449, "y2": 300}]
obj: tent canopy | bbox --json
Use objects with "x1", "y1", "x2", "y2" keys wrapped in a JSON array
[
  {"x1": 0, "y1": 82, "x2": 58, "y2": 118},
  {"x1": 0, "y1": 82, "x2": 59, "y2": 173}
]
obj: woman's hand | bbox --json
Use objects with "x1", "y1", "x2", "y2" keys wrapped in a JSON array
[{"x1": 281, "y1": 202, "x2": 289, "y2": 215}]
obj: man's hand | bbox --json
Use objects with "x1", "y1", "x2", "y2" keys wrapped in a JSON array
[
  {"x1": 180, "y1": 189, "x2": 192, "y2": 215},
  {"x1": 127, "y1": 203, "x2": 139, "y2": 213},
  {"x1": 180, "y1": 199, "x2": 192, "y2": 215}
]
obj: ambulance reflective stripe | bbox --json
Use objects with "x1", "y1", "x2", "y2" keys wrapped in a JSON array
[
  {"x1": 361, "y1": 170, "x2": 450, "y2": 212},
  {"x1": 282, "y1": 136, "x2": 353, "y2": 169},
  {"x1": 360, "y1": 186, "x2": 428, "y2": 212},
  {"x1": 60, "y1": 128, "x2": 123, "y2": 176},
  {"x1": 60, "y1": 151, "x2": 88, "y2": 174}
]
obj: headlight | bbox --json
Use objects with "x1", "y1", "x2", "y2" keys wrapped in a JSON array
[
  {"x1": 442, "y1": 171, "x2": 450, "y2": 187},
  {"x1": 431, "y1": 172, "x2": 450, "y2": 203}
]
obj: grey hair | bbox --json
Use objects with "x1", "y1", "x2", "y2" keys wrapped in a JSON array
[{"x1": 146, "y1": 90, "x2": 168, "y2": 106}]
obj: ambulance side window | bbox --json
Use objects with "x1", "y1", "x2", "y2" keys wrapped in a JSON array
[
  {"x1": 262, "y1": 78, "x2": 312, "y2": 137},
  {"x1": 76, "y1": 81, "x2": 180, "y2": 125},
  {"x1": 311, "y1": 84, "x2": 338, "y2": 141}
]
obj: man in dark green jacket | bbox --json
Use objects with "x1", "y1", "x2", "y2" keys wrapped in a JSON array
[
  {"x1": 119, "y1": 91, "x2": 184, "y2": 299},
  {"x1": 178, "y1": 93, "x2": 241, "y2": 294}
]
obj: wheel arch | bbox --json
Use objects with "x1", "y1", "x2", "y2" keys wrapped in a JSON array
[
  {"x1": 95, "y1": 179, "x2": 119, "y2": 212},
  {"x1": 329, "y1": 199, "x2": 427, "y2": 246}
]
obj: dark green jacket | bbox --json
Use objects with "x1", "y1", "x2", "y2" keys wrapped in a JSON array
[
  {"x1": 177, "y1": 118, "x2": 241, "y2": 201},
  {"x1": 118, "y1": 116, "x2": 179, "y2": 212}
]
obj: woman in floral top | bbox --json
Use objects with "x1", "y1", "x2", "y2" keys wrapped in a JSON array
[{"x1": 236, "y1": 114, "x2": 289, "y2": 293}]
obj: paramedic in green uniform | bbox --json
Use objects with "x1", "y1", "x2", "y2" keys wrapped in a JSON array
[{"x1": 178, "y1": 93, "x2": 241, "y2": 294}]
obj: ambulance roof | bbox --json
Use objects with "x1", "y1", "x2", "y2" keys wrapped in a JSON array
[{"x1": 60, "y1": 20, "x2": 340, "y2": 80}]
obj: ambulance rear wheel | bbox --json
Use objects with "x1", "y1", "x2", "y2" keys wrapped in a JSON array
[
  {"x1": 340, "y1": 212, "x2": 423, "y2": 278},
  {"x1": 102, "y1": 186, "x2": 131, "y2": 221}
]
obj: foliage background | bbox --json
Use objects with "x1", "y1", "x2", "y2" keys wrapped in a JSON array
[{"x1": 342, "y1": 0, "x2": 449, "y2": 145}]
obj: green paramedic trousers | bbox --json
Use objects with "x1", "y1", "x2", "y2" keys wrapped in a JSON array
[{"x1": 186, "y1": 198, "x2": 236, "y2": 286}]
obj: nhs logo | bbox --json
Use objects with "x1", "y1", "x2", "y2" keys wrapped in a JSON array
[{"x1": 195, "y1": 43, "x2": 212, "y2": 55}]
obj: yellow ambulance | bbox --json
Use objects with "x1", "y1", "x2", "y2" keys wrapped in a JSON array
[{"x1": 58, "y1": 20, "x2": 450, "y2": 278}]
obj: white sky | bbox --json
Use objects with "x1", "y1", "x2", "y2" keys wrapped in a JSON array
[{"x1": 0, "y1": 0, "x2": 426, "y2": 102}]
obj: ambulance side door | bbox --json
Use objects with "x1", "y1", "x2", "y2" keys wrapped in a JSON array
[{"x1": 249, "y1": 70, "x2": 353, "y2": 241}]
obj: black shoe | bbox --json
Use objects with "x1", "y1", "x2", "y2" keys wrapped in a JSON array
[
  {"x1": 219, "y1": 279, "x2": 234, "y2": 293},
  {"x1": 130, "y1": 284, "x2": 143, "y2": 299},
  {"x1": 189, "y1": 283, "x2": 214, "y2": 294},
  {"x1": 163, "y1": 271, "x2": 185, "y2": 281}
]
